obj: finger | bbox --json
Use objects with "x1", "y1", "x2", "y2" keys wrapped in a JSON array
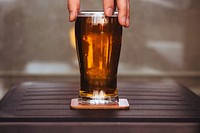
[
  {"x1": 103, "y1": 0, "x2": 115, "y2": 16},
  {"x1": 68, "y1": 0, "x2": 80, "y2": 22},
  {"x1": 125, "y1": 0, "x2": 130, "y2": 27},
  {"x1": 116, "y1": 0, "x2": 129, "y2": 27}
]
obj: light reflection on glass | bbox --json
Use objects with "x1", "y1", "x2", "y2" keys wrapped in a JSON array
[{"x1": 69, "y1": 26, "x2": 76, "y2": 49}]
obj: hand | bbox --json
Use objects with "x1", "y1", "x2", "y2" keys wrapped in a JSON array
[{"x1": 67, "y1": 0, "x2": 130, "y2": 28}]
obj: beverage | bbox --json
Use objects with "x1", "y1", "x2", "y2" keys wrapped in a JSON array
[{"x1": 75, "y1": 11, "x2": 122, "y2": 104}]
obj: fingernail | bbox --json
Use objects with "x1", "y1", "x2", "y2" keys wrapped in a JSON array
[
  {"x1": 106, "y1": 8, "x2": 113, "y2": 16},
  {"x1": 121, "y1": 16, "x2": 126, "y2": 25},
  {"x1": 69, "y1": 11, "x2": 78, "y2": 22},
  {"x1": 69, "y1": 12, "x2": 74, "y2": 21},
  {"x1": 125, "y1": 18, "x2": 130, "y2": 27}
]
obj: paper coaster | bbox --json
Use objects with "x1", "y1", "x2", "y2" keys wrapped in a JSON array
[{"x1": 70, "y1": 98, "x2": 129, "y2": 110}]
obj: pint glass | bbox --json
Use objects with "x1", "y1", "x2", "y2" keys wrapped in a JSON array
[{"x1": 75, "y1": 11, "x2": 122, "y2": 104}]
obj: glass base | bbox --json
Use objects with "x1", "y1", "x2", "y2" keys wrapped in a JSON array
[
  {"x1": 78, "y1": 96, "x2": 119, "y2": 105},
  {"x1": 78, "y1": 89, "x2": 119, "y2": 104}
]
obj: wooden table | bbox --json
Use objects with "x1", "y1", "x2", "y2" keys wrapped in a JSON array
[{"x1": 0, "y1": 82, "x2": 200, "y2": 133}]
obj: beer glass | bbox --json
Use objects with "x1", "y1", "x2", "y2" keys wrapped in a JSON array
[{"x1": 75, "y1": 11, "x2": 122, "y2": 104}]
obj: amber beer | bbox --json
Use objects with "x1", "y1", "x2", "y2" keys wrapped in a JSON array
[{"x1": 75, "y1": 11, "x2": 122, "y2": 104}]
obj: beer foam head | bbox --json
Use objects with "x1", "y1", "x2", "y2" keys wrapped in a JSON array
[
  {"x1": 77, "y1": 10, "x2": 118, "y2": 17},
  {"x1": 77, "y1": 11, "x2": 118, "y2": 26}
]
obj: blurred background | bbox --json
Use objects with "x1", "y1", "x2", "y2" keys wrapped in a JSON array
[{"x1": 0, "y1": 0, "x2": 200, "y2": 99}]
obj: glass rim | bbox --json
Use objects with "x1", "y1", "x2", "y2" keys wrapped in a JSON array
[{"x1": 77, "y1": 10, "x2": 118, "y2": 17}]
